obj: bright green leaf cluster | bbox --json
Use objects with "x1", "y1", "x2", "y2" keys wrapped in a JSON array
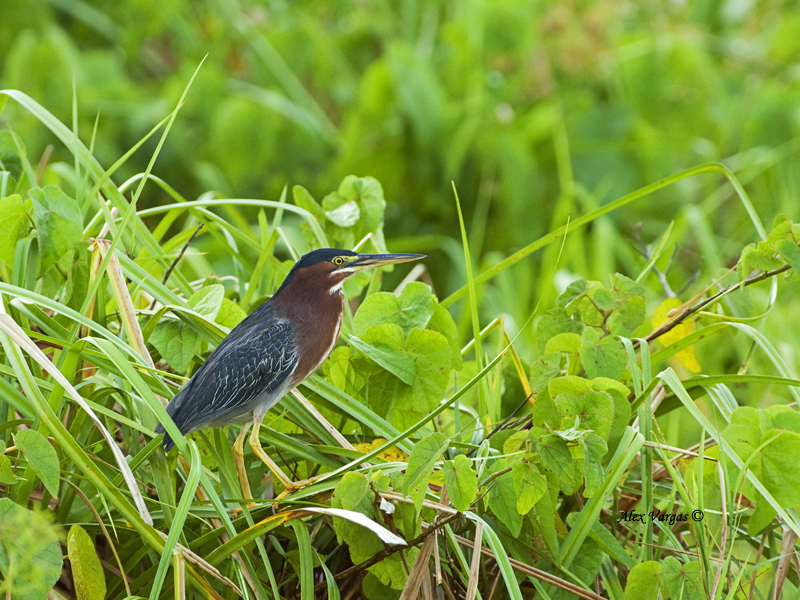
[
  {"x1": 0, "y1": 499, "x2": 63, "y2": 600},
  {"x1": 0, "y1": 193, "x2": 31, "y2": 269},
  {"x1": 739, "y1": 213, "x2": 800, "y2": 281},
  {"x1": 13, "y1": 429, "x2": 60, "y2": 498},
  {"x1": 325, "y1": 282, "x2": 461, "y2": 430},
  {"x1": 331, "y1": 472, "x2": 419, "y2": 590},
  {"x1": 0, "y1": 440, "x2": 17, "y2": 485},
  {"x1": 293, "y1": 176, "x2": 389, "y2": 296},
  {"x1": 67, "y1": 525, "x2": 106, "y2": 600},
  {"x1": 722, "y1": 404, "x2": 800, "y2": 534},
  {"x1": 150, "y1": 284, "x2": 245, "y2": 373}
]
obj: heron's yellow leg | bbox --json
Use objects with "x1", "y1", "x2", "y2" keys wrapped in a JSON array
[
  {"x1": 248, "y1": 418, "x2": 322, "y2": 500},
  {"x1": 232, "y1": 422, "x2": 253, "y2": 502}
]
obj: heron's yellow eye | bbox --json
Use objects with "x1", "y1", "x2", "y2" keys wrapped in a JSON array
[{"x1": 333, "y1": 257, "x2": 344, "y2": 266}]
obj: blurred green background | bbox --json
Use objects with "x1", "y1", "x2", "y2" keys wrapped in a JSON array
[{"x1": 2, "y1": 0, "x2": 800, "y2": 357}]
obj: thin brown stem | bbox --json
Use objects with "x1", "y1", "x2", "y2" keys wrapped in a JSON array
[
  {"x1": 162, "y1": 223, "x2": 204, "y2": 286},
  {"x1": 642, "y1": 263, "x2": 791, "y2": 346}
]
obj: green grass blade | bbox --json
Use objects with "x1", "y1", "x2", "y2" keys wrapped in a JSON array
[
  {"x1": 659, "y1": 368, "x2": 800, "y2": 536},
  {"x1": 149, "y1": 441, "x2": 202, "y2": 600},
  {"x1": 452, "y1": 183, "x2": 488, "y2": 424},
  {"x1": 464, "y1": 512, "x2": 523, "y2": 600},
  {"x1": 558, "y1": 427, "x2": 644, "y2": 567},
  {"x1": 442, "y1": 163, "x2": 773, "y2": 308},
  {"x1": 290, "y1": 520, "x2": 314, "y2": 600}
]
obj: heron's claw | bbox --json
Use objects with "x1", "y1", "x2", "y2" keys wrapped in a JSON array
[
  {"x1": 230, "y1": 502, "x2": 263, "y2": 519},
  {"x1": 274, "y1": 474, "x2": 324, "y2": 501}
]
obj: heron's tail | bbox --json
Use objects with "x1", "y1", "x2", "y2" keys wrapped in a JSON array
[{"x1": 154, "y1": 422, "x2": 175, "y2": 450}]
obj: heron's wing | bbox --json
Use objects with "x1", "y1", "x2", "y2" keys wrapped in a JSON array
[{"x1": 157, "y1": 314, "x2": 297, "y2": 445}]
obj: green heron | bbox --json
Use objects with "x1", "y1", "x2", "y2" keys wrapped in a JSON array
[{"x1": 155, "y1": 248, "x2": 424, "y2": 501}]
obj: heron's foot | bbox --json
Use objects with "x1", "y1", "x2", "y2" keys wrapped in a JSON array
[
  {"x1": 274, "y1": 474, "x2": 324, "y2": 501},
  {"x1": 230, "y1": 501, "x2": 263, "y2": 518}
]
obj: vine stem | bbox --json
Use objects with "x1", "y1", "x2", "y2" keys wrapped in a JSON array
[{"x1": 643, "y1": 263, "x2": 791, "y2": 346}]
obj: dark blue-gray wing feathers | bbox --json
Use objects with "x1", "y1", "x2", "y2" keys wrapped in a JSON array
[{"x1": 156, "y1": 306, "x2": 297, "y2": 450}]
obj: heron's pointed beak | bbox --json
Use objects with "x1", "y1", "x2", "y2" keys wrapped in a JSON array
[{"x1": 350, "y1": 253, "x2": 425, "y2": 272}]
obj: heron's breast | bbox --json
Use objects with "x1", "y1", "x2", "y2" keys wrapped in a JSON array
[{"x1": 290, "y1": 291, "x2": 345, "y2": 385}]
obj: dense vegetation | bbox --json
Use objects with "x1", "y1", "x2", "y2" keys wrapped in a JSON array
[{"x1": 2, "y1": 1, "x2": 800, "y2": 599}]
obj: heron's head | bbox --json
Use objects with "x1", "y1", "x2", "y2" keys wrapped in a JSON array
[{"x1": 275, "y1": 248, "x2": 425, "y2": 297}]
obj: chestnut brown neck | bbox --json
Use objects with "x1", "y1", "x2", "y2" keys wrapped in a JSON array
[{"x1": 270, "y1": 262, "x2": 346, "y2": 383}]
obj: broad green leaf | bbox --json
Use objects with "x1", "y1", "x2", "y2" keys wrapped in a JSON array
[
  {"x1": 335, "y1": 471, "x2": 370, "y2": 511},
  {"x1": 0, "y1": 194, "x2": 29, "y2": 267},
  {"x1": 605, "y1": 390, "x2": 632, "y2": 458},
  {"x1": 530, "y1": 353, "x2": 567, "y2": 394},
  {"x1": 14, "y1": 429, "x2": 60, "y2": 497},
  {"x1": 326, "y1": 175, "x2": 386, "y2": 236},
  {"x1": 531, "y1": 390, "x2": 561, "y2": 430},
  {"x1": 426, "y1": 302, "x2": 462, "y2": 369},
  {"x1": 403, "y1": 432, "x2": 448, "y2": 495},
  {"x1": 0, "y1": 455, "x2": 16, "y2": 485},
  {"x1": 0, "y1": 499, "x2": 62, "y2": 600},
  {"x1": 325, "y1": 200, "x2": 360, "y2": 227},
  {"x1": 767, "y1": 214, "x2": 793, "y2": 244},
  {"x1": 554, "y1": 391, "x2": 614, "y2": 440},
  {"x1": 331, "y1": 473, "x2": 384, "y2": 564},
  {"x1": 502, "y1": 431, "x2": 530, "y2": 455},
  {"x1": 529, "y1": 480, "x2": 558, "y2": 556},
  {"x1": 775, "y1": 238, "x2": 800, "y2": 274},
  {"x1": 318, "y1": 176, "x2": 387, "y2": 270},
  {"x1": 149, "y1": 318, "x2": 200, "y2": 373},
  {"x1": 365, "y1": 328, "x2": 451, "y2": 429},
  {"x1": 216, "y1": 297, "x2": 247, "y2": 328},
  {"x1": 723, "y1": 410, "x2": 800, "y2": 508},
  {"x1": 763, "y1": 405, "x2": 800, "y2": 434},
  {"x1": 758, "y1": 429, "x2": 800, "y2": 506},
  {"x1": 323, "y1": 346, "x2": 370, "y2": 398},
  {"x1": 577, "y1": 295, "x2": 604, "y2": 327},
  {"x1": 730, "y1": 406, "x2": 760, "y2": 428},
  {"x1": 486, "y1": 461, "x2": 523, "y2": 537},
  {"x1": 443, "y1": 454, "x2": 477, "y2": 512},
  {"x1": 351, "y1": 324, "x2": 416, "y2": 385},
  {"x1": 536, "y1": 308, "x2": 584, "y2": 353},
  {"x1": 68, "y1": 525, "x2": 106, "y2": 600},
  {"x1": 548, "y1": 375, "x2": 593, "y2": 398},
  {"x1": 659, "y1": 556, "x2": 704, "y2": 600},
  {"x1": 353, "y1": 282, "x2": 435, "y2": 338},
  {"x1": 362, "y1": 573, "x2": 400, "y2": 600},
  {"x1": 552, "y1": 538, "x2": 602, "y2": 600},
  {"x1": 62, "y1": 248, "x2": 89, "y2": 312},
  {"x1": 592, "y1": 288, "x2": 616, "y2": 312},
  {"x1": 0, "y1": 131, "x2": 23, "y2": 181},
  {"x1": 557, "y1": 279, "x2": 590, "y2": 310},
  {"x1": 28, "y1": 185, "x2": 83, "y2": 274},
  {"x1": 624, "y1": 561, "x2": 662, "y2": 600},
  {"x1": 739, "y1": 241, "x2": 782, "y2": 279},
  {"x1": 545, "y1": 332, "x2": 582, "y2": 355},
  {"x1": 748, "y1": 500, "x2": 777, "y2": 536},
  {"x1": 579, "y1": 327, "x2": 627, "y2": 379},
  {"x1": 188, "y1": 285, "x2": 225, "y2": 320},
  {"x1": 590, "y1": 377, "x2": 630, "y2": 398},
  {"x1": 611, "y1": 273, "x2": 647, "y2": 332},
  {"x1": 721, "y1": 423, "x2": 760, "y2": 459},
  {"x1": 292, "y1": 185, "x2": 325, "y2": 218},
  {"x1": 369, "y1": 547, "x2": 419, "y2": 591},
  {"x1": 511, "y1": 460, "x2": 546, "y2": 514},
  {"x1": 580, "y1": 434, "x2": 608, "y2": 497},
  {"x1": 537, "y1": 435, "x2": 578, "y2": 492}
]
